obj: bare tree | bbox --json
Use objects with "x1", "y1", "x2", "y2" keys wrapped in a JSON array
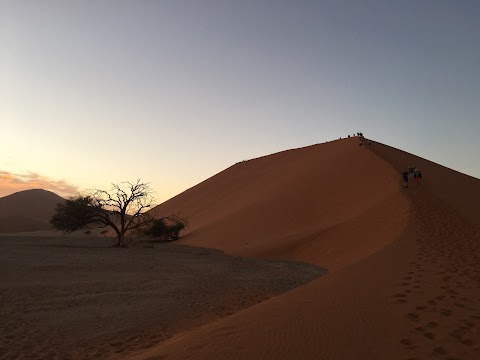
[{"x1": 51, "y1": 180, "x2": 155, "y2": 247}]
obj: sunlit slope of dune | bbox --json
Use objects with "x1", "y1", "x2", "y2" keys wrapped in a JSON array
[
  {"x1": 131, "y1": 139, "x2": 413, "y2": 360},
  {"x1": 152, "y1": 137, "x2": 409, "y2": 270}
]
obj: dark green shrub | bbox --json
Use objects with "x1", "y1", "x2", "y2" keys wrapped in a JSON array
[{"x1": 145, "y1": 216, "x2": 186, "y2": 241}]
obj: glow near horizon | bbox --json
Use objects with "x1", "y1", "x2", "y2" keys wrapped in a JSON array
[{"x1": 1, "y1": 1, "x2": 480, "y2": 202}]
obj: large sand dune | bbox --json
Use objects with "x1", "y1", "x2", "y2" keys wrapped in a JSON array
[
  {"x1": 152, "y1": 138, "x2": 409, "y2": 271},
  {"x1": 0, "y1": 189, "x2": 65, "y2": 233},
  {"x1": 134, "y1": 138, "x2": 480, "y2": 359}
]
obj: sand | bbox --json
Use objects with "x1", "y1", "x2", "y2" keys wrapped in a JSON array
[
  {"x1": 151, "y1": 138, "x2": 409, "y2": 270},
  {"x1": 4, "y1": 137, "x2": 480, "y2": 359},
  {"x1": 0, "y1": 236, "x2": 324, "y2": 359},
  {"x1": 134, "y1": 138, "x2": 480, "y2": 359}
]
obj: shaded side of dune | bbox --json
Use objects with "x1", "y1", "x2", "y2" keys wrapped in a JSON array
[
  {"x1": 0, "y1": 215, "x2": 53, "y2": 233},
  {"x1": 0, "y1": 189, "x2": 65, "y2": 233}
]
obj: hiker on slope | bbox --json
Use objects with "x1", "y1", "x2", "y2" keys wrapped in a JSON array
[
  {"x1": 402, "y1": 169, "x2": 409, "y2": 189},
  {"x1": 414, "y1": 168, "x2": 423, "y2": 187}
]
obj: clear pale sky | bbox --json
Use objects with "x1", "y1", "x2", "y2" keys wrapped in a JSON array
[{"x1": 2, "y1": 1, "x2": 479, "y2": 202}]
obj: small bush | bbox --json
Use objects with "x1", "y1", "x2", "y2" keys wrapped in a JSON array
[{"x1": 145, "y1": 216, "x2": 186, "y2": 241}]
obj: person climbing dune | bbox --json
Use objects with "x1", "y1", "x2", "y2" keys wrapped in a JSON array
[
  {"x1": 402, "y1": 169, "x2": 409, "y2": 189},
  {"x1": 408, "y1": 166, "x2": 415, "y2": 179},
  {"x1": 414, "y1": 168, "x2": 422, "y2": 187}
]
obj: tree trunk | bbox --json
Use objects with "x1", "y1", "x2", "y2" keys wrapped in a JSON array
[{"x1": 117, "y1": 233, "x2": 127, "y2": 247}]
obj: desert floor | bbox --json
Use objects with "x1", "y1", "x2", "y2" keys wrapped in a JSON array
[{"x1": 0, "y1": 236, "x2": 325, "y2": 360}]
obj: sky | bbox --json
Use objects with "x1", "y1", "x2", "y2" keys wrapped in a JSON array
[{"x1": 1, "y1": 0, "x2": 480, "y2": 202}]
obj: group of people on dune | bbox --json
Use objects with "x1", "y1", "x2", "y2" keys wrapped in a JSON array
[
  {"x1": 346, "y1": 132, "x2": 371, "y2": 146},
  {"x1": 402, "y1": 166, "x2": 422, "y2": 188}
]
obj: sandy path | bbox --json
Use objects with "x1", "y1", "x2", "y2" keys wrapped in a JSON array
[
  {"x1": 391, "y1": 190, "x2": 480, "y2": 359},
  {"x1": 368, "y1": 139, "x2": 480, "y2": 359}
]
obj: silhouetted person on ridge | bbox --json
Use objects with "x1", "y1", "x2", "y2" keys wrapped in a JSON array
[
  {"x1": 408, "y1": 166, "x2": 415, "y2": 179},
  {"x1": 402, "y1": 169, "x2": 409, "y2": 189},
  {"x1": 414, "y1": 168, "x2": 422, "y2": 187}
]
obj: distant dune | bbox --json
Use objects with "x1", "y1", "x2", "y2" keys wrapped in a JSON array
[
  {"x1": 0, "y1": 189, "x2": 65, "y2": 233},
  {"x1": 137, "y1": 137, "x2": 480, "y2": 360}
]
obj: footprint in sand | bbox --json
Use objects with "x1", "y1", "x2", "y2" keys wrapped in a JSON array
[
  {"x1": 393, "y1": 293, "x2": 407, "y2": 304},
  {"x1": 432, "y1": 346, "x2": 447, "y2": 356},
  {"x1": 423, "y1": 332, "x2": 435, "y2": 340},
  {"x1": 440, "y1": 309, "x2": 452, "y2": 316},
  {"x1": 463, "y1": 320, "x2": 475, "y2": 328},
  {"x1": 449, "y1": 328, "x2": 468, "y2": 340},
  {"x1": 406, "y1": 313, "x2": 420, "y2": 322},
  {"x1": 460, "y1": 338, "x2": 475, "y2": 346},
  {"x1": 427, "y1": 321, "x2": 439, "y2": 328}
]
